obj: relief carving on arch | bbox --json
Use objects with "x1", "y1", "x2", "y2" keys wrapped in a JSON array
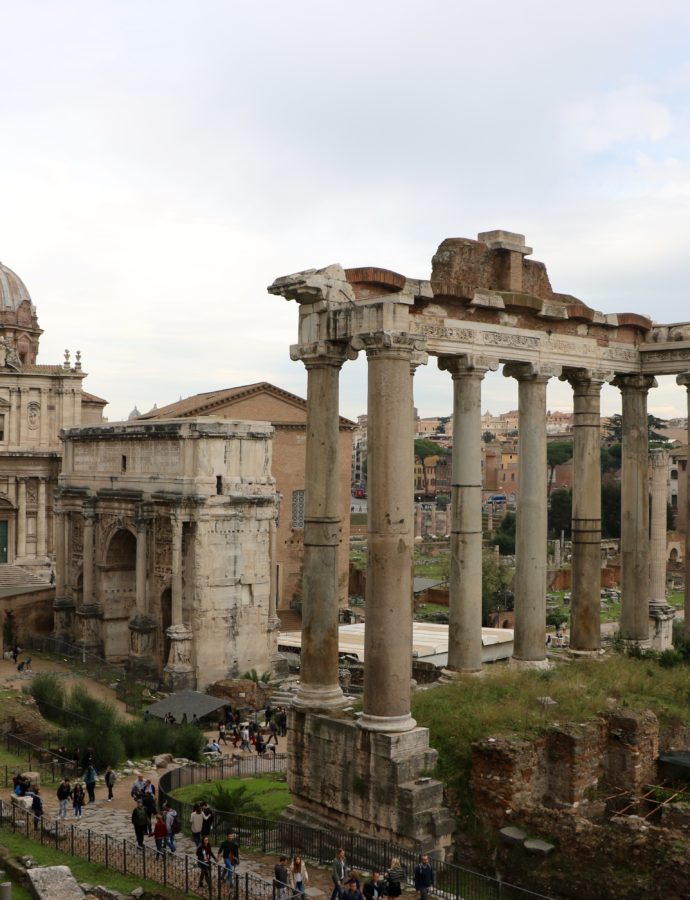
[
  {"x1": 72, "y1": 517, "x2": 83, "y2": 556},
  {"x1": 155, "y1": 516, "x2": 172, "y2": 576}
]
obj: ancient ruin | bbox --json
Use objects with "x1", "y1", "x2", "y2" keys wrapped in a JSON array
[
  {"x1": 54, "y1": 418, "x2": 279, "y2": 689},
  {"x1": 270, "y1": 230, "x2": 690, "y2": 853}
]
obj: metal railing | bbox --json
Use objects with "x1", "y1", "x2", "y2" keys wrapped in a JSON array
[
  {"x1": 0, "y1": 797, "x2": 274, "y2": 899},
  {"x1": 3, "y1": 734, "x2": 78, "y2": 786},
  {"x1": 159, "y1": 758, "x2": 554, "y2": 900}
]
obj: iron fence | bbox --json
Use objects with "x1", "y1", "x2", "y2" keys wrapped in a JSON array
[
  {"x1": 159, "y1": 759, "x2": 554, "y2": 900},
  {"x1": 3, "y1": 734, "x2": 78, "y2": 786},
  {"x1": 0, "y1": 797, "x2": 275, "y2": 899}
]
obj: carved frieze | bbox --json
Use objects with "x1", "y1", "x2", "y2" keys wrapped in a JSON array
[
  {"x1": 27, "y1": 402, "x2": 40, "y2": 430},
  {"x1": 155, "y1": 515, "x2": 172, "y2": 576}
]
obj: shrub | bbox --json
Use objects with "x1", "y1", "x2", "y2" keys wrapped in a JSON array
[{"x1": 29, "y1": 672, "x2": 66, "y2": 718}]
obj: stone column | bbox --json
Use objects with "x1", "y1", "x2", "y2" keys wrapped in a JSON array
[
  {"x1": 650, "y1": 449, "x2": 669, "y2": 605},
  {"x1": 269, "y1": 515, "x2": 279, "y2": 622},
  {"x1": 10, "y1": 388, "x2": 20, "y2": 445},
  {"x1": 414, "y1": 507, "x2": 422, "y2": 539},
  {"x1": 356, "y1": 331, "x2": 426, "y2": 732},
  {"x1": 82, "y1": 501, "x2": 96, "y2": 604},
  {"x1": 566, "y1": 371, "x2": 605, "y2": 652},
  {"x1": 678, "y1": 373, "x2": 690, "y2": 637},
  {"x1": 36, "y1": 478, "x2": 47, "y2": 558},
  {"x1": 614, "y1": 374, "x2": 657, "y2": 641},
  {"x1": 39, "y1": 388, "x2": 49, "y2": 446},
  {"x1": 290, "y1": 341, "x2": 350, "y2": 712},
  {"x1": 16, "y1": 477, "x2": 27, "y2": 559},
  {"x1": 52, "y1": 506, "x2": 75, "y2": 640},
  {"x1": 439, "y1": 355, "x2": 496, "y2": 674},
  {"x1": 135, "y1": 513, "x2": 148, "y2": 617},
  {"x1": 504, "y1": 363, "x2": 554, "y2": 663},
  {"x1": 170, "y1": 513, "x2": 183, "y2": 625}
]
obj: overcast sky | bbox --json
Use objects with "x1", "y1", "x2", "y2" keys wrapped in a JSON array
[{"x1": 2, "y1": 0, "x2": 690, "y2": 423}]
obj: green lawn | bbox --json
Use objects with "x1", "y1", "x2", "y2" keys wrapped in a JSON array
[
  {"x1": 170, "y1": 773, "x2": 290, "y2": 820},
  {"x1": 0, "y1": 829, "x2": 186, "y2": 897},
  {"x1": 413, "y1": 654, "x2": 690, "y2": 821}
]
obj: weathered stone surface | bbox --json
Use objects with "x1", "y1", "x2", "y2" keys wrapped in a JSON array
[
  {"x1": 152, "y1": 753, "x2": 172, "y2": 769},
  {"x1": 523, "y1": 838, "x2": 555, "y2": 855},
  {"x1": 500, "y1": 826, "x2": 527, "y2": 845},
  {"x1": 26, "y1": 865, "x2": 84, "y2": 899},
  {"x1": 22, "y1": 772, "x2": 40, "y2": 790}
]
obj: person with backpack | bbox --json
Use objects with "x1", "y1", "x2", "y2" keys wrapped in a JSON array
[
  {"x1": 56, "y1": 777, "x2": 72, "y2": 818},
  {"x1": 31, "y1": 788, "x2": 43, "y2": 831},
  {"x1": 196, "y1": 835, "x2": 217, "y2": 890},
  {"x1": 413, "y1": 854, "x2": 434, "y2": 900},
  {"x1": 131, "y1": 798, "x2": 148, "y2": 849},
  {"x1": 200, "y1": 800, "x2": 214, "y2": 837},
  {"x1": 164, "y1": 803, "x2": 180, "y2": 852}
]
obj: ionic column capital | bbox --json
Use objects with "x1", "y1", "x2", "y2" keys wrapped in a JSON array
[
  {"x1": 290, "y1": 340, "x2": 353, "y2": 369},
  {"x1": 650, "y1": 447, "x2": 669, "y2": 469},
  {"x1": 503, "y1": 361, "x2": 559, "y2": 383},
  {"x1": 676, "y1": 372, "x2": 690, "y2": 389},
  {"x1": 438, "y1": 354, "x2": 499, "y2": 378},
  {"x1": 612, "y1": 373, "x2": 657, "y2": 394},
  {"x1": 351, "y1": 330, "x2": 427, "y2": 364}
]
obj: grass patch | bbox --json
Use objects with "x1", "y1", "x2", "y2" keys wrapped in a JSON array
[
  {"x1": 412, "y1": 654, "x2": 690, "y2": 822},
  {"x1": 170, "y1": 773, "x2": 290, "y2": 820},
  {"x1": 0, "y1": 828, "x2": 186, "y2": 897}
]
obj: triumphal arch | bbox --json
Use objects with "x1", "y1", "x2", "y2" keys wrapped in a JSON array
[{"x1": 270, "y1": 230, "x2": 690, "y2": 853}]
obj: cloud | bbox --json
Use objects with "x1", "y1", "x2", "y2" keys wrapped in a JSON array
[{"x1": 563, "y1": 87, "x2": 673, "y2": 154}]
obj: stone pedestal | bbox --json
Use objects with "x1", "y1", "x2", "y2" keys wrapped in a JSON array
[
  {"x1": 649, "y1": 601, "x2": 675, "y2": 651},
  {"x1": 75, "y1": 603, "x2": 104, "y2": 656},
  {"x1": 286, "y1": 709, "x2": 454, "y2": 857},
  {"x1": 52, "y1": 596, "x2": 75, "y2": 641},
  {"x1": 164, "y1": 623, "x2": 195, "y2": 690},
  {"x1": 128, "y1": 613, "x2": 158, "y2": 675}
]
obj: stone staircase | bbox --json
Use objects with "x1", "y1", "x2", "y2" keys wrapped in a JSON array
[{"x1": 0, "y1": 564, "x2": 50, "y2": 587}]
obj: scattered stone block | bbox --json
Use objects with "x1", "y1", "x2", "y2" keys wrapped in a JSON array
[
  {"x1": 524, "y1": 839, "x2": 555, "y2": 856},
  {"x1": 22, "y1": 772, "x2": 40, "y2": 791},
  {"x1": 499, "y1": 825, "x2": 527, "y2": 845},
  {"x1": 152, "y1": 754, "x2": 172, "y2": 769},
  {"x1": 27, "y1": 865, "x2": 85, "y2": 898}
]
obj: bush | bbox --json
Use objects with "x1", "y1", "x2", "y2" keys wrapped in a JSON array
[{"x1": 29, "y1": 672, "x2": 66, "y2": 718}]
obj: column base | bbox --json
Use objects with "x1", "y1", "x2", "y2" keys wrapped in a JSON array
[
  {"x1": 293, "y1": 682, "x2": 348, "y2": 712},
  {"x1": 510, "y1": 657, "x2": 550, "y2": 671},
  {"x1": 439, "y1": 666, "x2": 483, "y2": 683},
  {"x1": 358, "y1": 712, "x2": 417, "y2": 733}
]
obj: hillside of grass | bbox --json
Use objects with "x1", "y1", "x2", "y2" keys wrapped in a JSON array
[{"x1": 412, "y1": 655, "x2": 690, "y2": 819}]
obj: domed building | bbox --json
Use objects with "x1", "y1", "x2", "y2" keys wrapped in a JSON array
[{"x1": 0, "y1": 260, "x2": 106, "y2": 572}]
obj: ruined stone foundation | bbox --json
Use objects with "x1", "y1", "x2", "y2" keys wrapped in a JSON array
[{"x1": 285, "y1": 710, "x2": 454, "y2": 856}]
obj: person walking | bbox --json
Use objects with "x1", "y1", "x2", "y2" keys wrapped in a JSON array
[
  {"x1": 363, "y1": 870, "x2": 385, "y2": 900},
  {"x1": 83, "y1": 763, "x2": 97, "y2": 803},
  {"x1": 290, "y1": 855, "x2": 309, "y2": 896},
  {"x1": 153, "y1": 813, "x2": 168, "y2": 858},
  {"x1": 104, "y1": 766, "x2": 116, "y2": 802},
  {"x1": 413, "y1": 854, "x2": 434, "y2": 900},
  {"x1": 200, "y1": 800, "x2": 214, "y2": 838},
  {"x1": 218, "y1": 830, "x2": 239, "y2": 882},
  {"x1": 163, "y1": 803, "x2": 179, "y2": 852},
  {"x1": 56, "y1": 777, "x2": 72, "y2": 818},
  {"x1": 31, "y1": 788, "x2": 43, "y2": 831},
  {"x1": 131, "y1": 798, "x2": 148, "y2": 849},
  {"x1": 274, "y1": 855, "x2": 290, "y2": 900},
  {"x1": 385, "y1": 858, "x2": 405, "y2": 898},
  {"x1": 190, "y1": 803, "x2": 204, "y2": 847},
  {"x1": 330, "y1": 848, "x2": 347, "y2": 900},
  {"x1": 72, "y1": 782, "x2": 85, "y2": 818},
  {"x1": 196, "y1": 835, "x2": 217, "y2": 891}
]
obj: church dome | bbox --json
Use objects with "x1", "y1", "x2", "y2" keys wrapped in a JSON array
[{"x1": 0, "y1": 262, "x2": 35, "y2": 312}]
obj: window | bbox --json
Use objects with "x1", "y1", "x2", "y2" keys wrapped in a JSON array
[
  {"x1": 0, "y1": 414, "x2": 5, "y2": 442},
  {"x1": 216, "y1": 475, "x2": 223, "y2": 495},
  {"x1": 121, "y1": 455, "x2": 127, "y2": 472},
  {"x1": 291, "y1": 490, "x2": 305, "y2": 528}
]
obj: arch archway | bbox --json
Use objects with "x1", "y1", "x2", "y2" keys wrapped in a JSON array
[{"x1": 101, "y1": 528, "x2": 136, "y2": 660}]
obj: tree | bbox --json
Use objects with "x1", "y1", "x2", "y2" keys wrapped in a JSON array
[
  {"x1": 605, "y1": 413, "x2": 669, "y2": 445},
  {"x1": 548, "y1": 488, "x2": 572, "y2": 538},
  {"x1": 601, "y1": 443, "x2": 621, "y2": 472},
  {"x1": 482, "y1": 551, "x2": 513, "y2": 626},
  {"x1": 494, "y1": 511, "x2": 516, "y2": 555},
  {"x1": 482, "y1": 431, "x2": 495, "y2": 443},
  {"x1": 414, "y1": 438, "x2": 448, "y2": 459},
  {"x1": 546, "y1": 441, "x2": 573, "y2": 494}
]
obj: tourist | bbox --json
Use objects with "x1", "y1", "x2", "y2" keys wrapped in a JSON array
[
  {"x1": 345, "y1": 880, "x2": 363, "y2": 900},
  {"x1": 142, "y1": 788, "x2": 156, "y2": 834},
  {"x1": 153, "y1": 813, "x2": 168, "y2": 858},
  {"x1": 104, "y1": 766, "x2": 116, "y2": 802},
  {"x1": 72, "y1": 782, "x2": 85, "y2": 818},
  {"x1": 330, "y1": 848, "x2": 347, "y2": 900},
  {"x1": 290, "y1": 855, "x2": 309, "y2": 896},
  {"x1": 218, "y1": 721, "x2": 228, "y2": 744},
  {"x1": 196, "y1": 835, "x2": 217, "y2": 890},
  {"x1": 131, "y1": 772, "x2": 146, "y2": 800},
  {"x1": 413, "y1": 854, "x2": 434, "y2": 900},
  {"x1": 190, "y1": 803, "x2": 204, "y2": 846},
  {"x1": 255, "y1": 733, "x2": 267, "y2": 756},
  {"x1": 362, "y1": 870, "x2": 385, "y2": 900},
  {"x1": 131, "y1": 798, "x2": 148, "y2": 849},
  {"x1": 277, "y1": 707, "x2": 288, "y2": 737},
  {"x1": 56, "y1": 777, "x2": 72, "y2": 818},
  {"x1": 240, "y1": 725, "x2": 251, "y2": 752},
  {"x1": 191, "y1": 712, "x2": 199, "y2": 727},
  {"x1": 11, "y1": 644, "x2": 19, "y2": 664},
  {"x1": 274, "y1": 855, "x2": 290, "y2": 900},
  {"x1": 200, "y1": 800, "x2": 214, "y2": 837},
  {"x1": 31, "y1": 788, "x2": 43, "y2": 831},
  {"x1": 385, "y1": 858, "x2": 405, "y2": 897},
  {"x1": 83, "y1": 763, "x2": 97, "y2": 803},
  {"x1": 218, "y1": 830, "x2": 239, "y2": 881},
  {"x1": 264, "y1": 700, "x2": 274, "y2": 725},
  {"x1": 163, "y1": 802, "x2": 179, "y2": 852}
]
